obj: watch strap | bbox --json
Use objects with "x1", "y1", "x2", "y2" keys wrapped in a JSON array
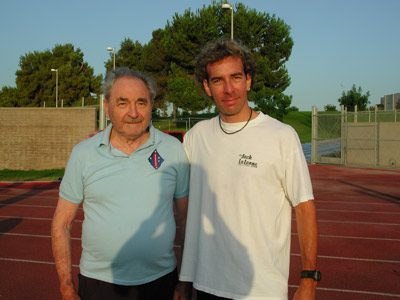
[{"x1": 300, "y1": 270, "x2": 321, "y2": 281}]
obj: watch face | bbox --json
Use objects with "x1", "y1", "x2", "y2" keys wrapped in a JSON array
[{"x1": 314, "y1": 271, "x2": 321, "y2": 281}]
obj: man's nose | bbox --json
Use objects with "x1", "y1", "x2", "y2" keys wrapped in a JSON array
[
  {"x1": 224, "y1": 80, "x2": 234, "y2": 94},
  {"x1": 128, "y1": 103, "x2": 138, "y2": 118}
]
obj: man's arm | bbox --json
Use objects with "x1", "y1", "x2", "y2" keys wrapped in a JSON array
[
  {"x1": 51, "y1": 197, "x2": 81, "y2": 300},
  {"x1": 293, "y1": 200, "x2": 318, "y2": 300},
  {"x1": 173, "y1": 195, "x2": 189, "y2": 264},
  {"x1": 173, "y1": 195, "x2": 193, "y2": 300}
]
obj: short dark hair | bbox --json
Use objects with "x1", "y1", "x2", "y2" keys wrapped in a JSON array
[
  {"x1": 101, "y1": 67, "x2": 157, "y2": 101},
  {"x1": 194, "y1": 38, "x2": 256, "y2": 86}
]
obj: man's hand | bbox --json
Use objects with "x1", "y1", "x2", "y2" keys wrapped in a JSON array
[
  {"x1": 293, "y1": 278, "x2": 317, "y2": 300},
  {"x1": 61, "y1": 291, "x2": 81, "y2": 300},
  {"x1": 173, "y1": 281, "x2": 192, "y2": 300},
  {"x1": 60, "y1": 284, "x2": 81, "y2": 300}
]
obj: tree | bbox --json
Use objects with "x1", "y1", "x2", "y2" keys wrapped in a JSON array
[
  {"x1": 12, "y1": 44, "x2": 101, "y2": 107},
  {"x1": 159, "y1": 1, "x2": 293, "y2": 117},
  {"x1": 162, "y1": 4, "x2": 221, "y2": 73},
  {"x1": 166, "y1": 63, "x2": 213, "y2": 119},
  {"x1": 105, "y1": 38, "x2": 144, "y2": 72},
  {"x1": 249, "y1": 86, "x2": 292, "y2": 121},
  {"x1": 101, "y1": 1, "x2": 294, "y2": 116},
  {"x1": 338, "y1": 84, "x2": 370, "y2": 111},
  {"x1": 324, "y1": 104, "x2": 337, "y2": 111},
  {"x1": 0, "y1": 86, "x2": 19, "y2": 107},
  {"x1": 142, "y1": 29, "x2": 170, "y2": 113}
]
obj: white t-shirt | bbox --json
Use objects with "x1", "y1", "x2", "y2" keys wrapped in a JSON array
[{"x1": 180, "y1": 112, "x2": 313, "y2": 299}]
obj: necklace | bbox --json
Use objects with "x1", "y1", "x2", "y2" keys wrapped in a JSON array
[{"x1": 219, "y1": 109, "x2": 253, "y2": 135}]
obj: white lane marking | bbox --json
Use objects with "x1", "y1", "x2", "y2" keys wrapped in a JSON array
[
  {"x1": 289, "y1": 285, "x2": 400, "y2": 297},
  {"x1": 291, "y1": 253, "x2": 400, "y2": 264},
  {"x1": 0, "y1": 216, "x2": 83, "y2": 222},
  {"x1": 0, "y1": 257, "x2": 79, "y2": 267},
  {"x1": 292, "y1": 233, "x2": 400, "y2": 242},
  {"x1": 0, "y1": 232, "x2": 81, "y2": 240},
  {"x1": 316, "y1": 208, "x2": 400, "y2": 214}
]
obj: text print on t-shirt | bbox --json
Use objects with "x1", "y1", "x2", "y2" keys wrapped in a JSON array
[{"x1": 238, "y1": 153, "x2": 258, "y2": 168}]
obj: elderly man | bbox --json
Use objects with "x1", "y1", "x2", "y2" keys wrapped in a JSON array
[
  {"x1": 52, "y1": 67, "x2": 189, "y2": 300},
  {"x1": 175, "y1": 39, "x2": 319, "y2": 300}
]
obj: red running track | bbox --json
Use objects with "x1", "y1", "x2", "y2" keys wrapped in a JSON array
[{"x1": 1, "y1": 164, "x2": 400, "y2": 300}]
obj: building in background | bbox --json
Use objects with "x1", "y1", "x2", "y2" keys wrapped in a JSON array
[{"x1": 379, "y1": 93, "x2": 400, "y2": 110}]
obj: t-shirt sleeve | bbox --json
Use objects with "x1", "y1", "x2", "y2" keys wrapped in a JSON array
[
  {"x1": 174, "y1": 144, "x2": 190, "y2": 199},
  {"x1": 59, "y1": 146, "x2": 84, "y2": 204},
  {"x1": 283, "y1": 128, "x2": 314, "y2": 207},
  {"x1": 183, "y1": 131, "x2": 192, "y2": 164}
]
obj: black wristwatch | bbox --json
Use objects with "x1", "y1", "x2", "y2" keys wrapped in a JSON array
[{"x1": 300, "y1": 270, "x2": 321, "y2": 282}]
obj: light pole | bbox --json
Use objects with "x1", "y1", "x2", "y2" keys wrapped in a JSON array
[
  {"x1": 106, "y1": 47, "x2": 116, "y2": 70},
  {"x1": 222, "y1": 3, "x2": 234, "y2": 40},
  {"x1": 51, "y1": 68, "x2": 58, "y2": 107}
]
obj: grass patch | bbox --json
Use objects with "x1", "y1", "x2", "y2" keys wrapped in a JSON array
[
  {"x1": 282, "y1": 111, "x2": 312, "y2": 143},
  {"x1": 0, "y1": 169, "x2": 64, "y2": 181}
]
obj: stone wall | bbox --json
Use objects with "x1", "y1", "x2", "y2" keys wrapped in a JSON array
[{"x1": 0, "y1": 108, "x2": 97, "y2": 170}]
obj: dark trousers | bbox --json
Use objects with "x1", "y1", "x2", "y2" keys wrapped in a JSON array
[
  {"x1": 197, "y1": 290, "x2": 233, "y2": 300},
  {"x1": 78, "y1": 269, "x2": 178, "y2": 300}
]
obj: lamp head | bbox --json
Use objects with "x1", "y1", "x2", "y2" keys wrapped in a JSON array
[{"x1": 222, "y1": 3, "x2": 233, "y2": 9}]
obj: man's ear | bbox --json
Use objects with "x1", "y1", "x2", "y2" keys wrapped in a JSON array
[
  {"x1": 103, "y1": 98, "x2": 109, "y2": 118},
  {"x1": 203, "y1": 79, "x2": 212, "y2": 97},
  {"x1": 246, "y1": 74, "x2": 252, "y2": 92}
]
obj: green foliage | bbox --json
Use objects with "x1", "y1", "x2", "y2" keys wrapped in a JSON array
[
  {"x1": 249, "y1": 87, "x2": 292, "y2": 121},
  {"x1": 0, "y1": 86, "x2": 19, "y2": 107},
  {"x1": 142, "y1": 29, "x2": 170, "y2": 112},
  {"x1": 338, "y1": 84, "x2": 370, "y2": 111},
  {"x1": 8, "y1": 44, "x2": 101, "y2": 107},
  {"x1": 324, "y1": 104, "x2": 337, "y2": 111},
  {"x1": 162, "y1": 4, "x2": 221, "y2": 72},
  {"x1": 160, "y1": 1, "x2": 294, "y2": 117},
  {"x1": 166, "y1": 63, "x2": 213, "y2": 115},
  {"x1": 105, "y1": 38, "x2": 144, "y2": 72}
]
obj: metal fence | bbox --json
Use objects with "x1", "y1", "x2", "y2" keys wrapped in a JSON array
[
  {"x1": 311, "y1": 106, "x2": 400, "y2": 168},
  {"x1": 152, "y1": 117, "x2": 208, "y2": 132}
]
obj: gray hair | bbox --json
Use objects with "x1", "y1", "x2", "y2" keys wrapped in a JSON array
[{"x1": 101, "y1": 67, "x2": 157, "y2": 101}]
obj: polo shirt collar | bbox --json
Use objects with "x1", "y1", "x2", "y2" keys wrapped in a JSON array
[{"x1": 98, "y1": 123, "x2": 158, "y2": 151}]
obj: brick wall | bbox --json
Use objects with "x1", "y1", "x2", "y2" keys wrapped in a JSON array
[{"x1": 0, "y1": 108, "x2": 97, "y2": 170}]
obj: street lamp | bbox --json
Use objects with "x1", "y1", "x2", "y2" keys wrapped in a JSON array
[
  {"x1": 222, "y1": 3, "x2": 234, "y2": 40},
  {"x1": 106, "y1": 47, "x2": 116, "y2": 70},
  {"x1": 51, "y1": 68, "x2": 58, "y2": 107}
]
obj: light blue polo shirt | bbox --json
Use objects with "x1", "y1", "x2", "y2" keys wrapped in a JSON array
[{"x1": 59, "y1": 124, "x2": 189, "y2": 285}]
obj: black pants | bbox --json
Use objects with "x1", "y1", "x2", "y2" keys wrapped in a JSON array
[
  {"x1": 197, "y1": 290, "x2": 233, "y2": 300},
  {"x1": 78, "y1": 269, "x2": 178, "y2": 300}
]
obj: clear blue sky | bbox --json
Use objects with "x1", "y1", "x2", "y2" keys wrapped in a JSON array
[{"x1": 1, "y1": 0, "x2": 399, "y2": 111}]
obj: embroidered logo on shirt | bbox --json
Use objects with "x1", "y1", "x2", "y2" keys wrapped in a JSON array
[
  {"x1": 238, "y1": 153, "x2": 258, "y2": 168},
  {"x1": 148, "y1": 149, "x2": 164, "y2": 170}
]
